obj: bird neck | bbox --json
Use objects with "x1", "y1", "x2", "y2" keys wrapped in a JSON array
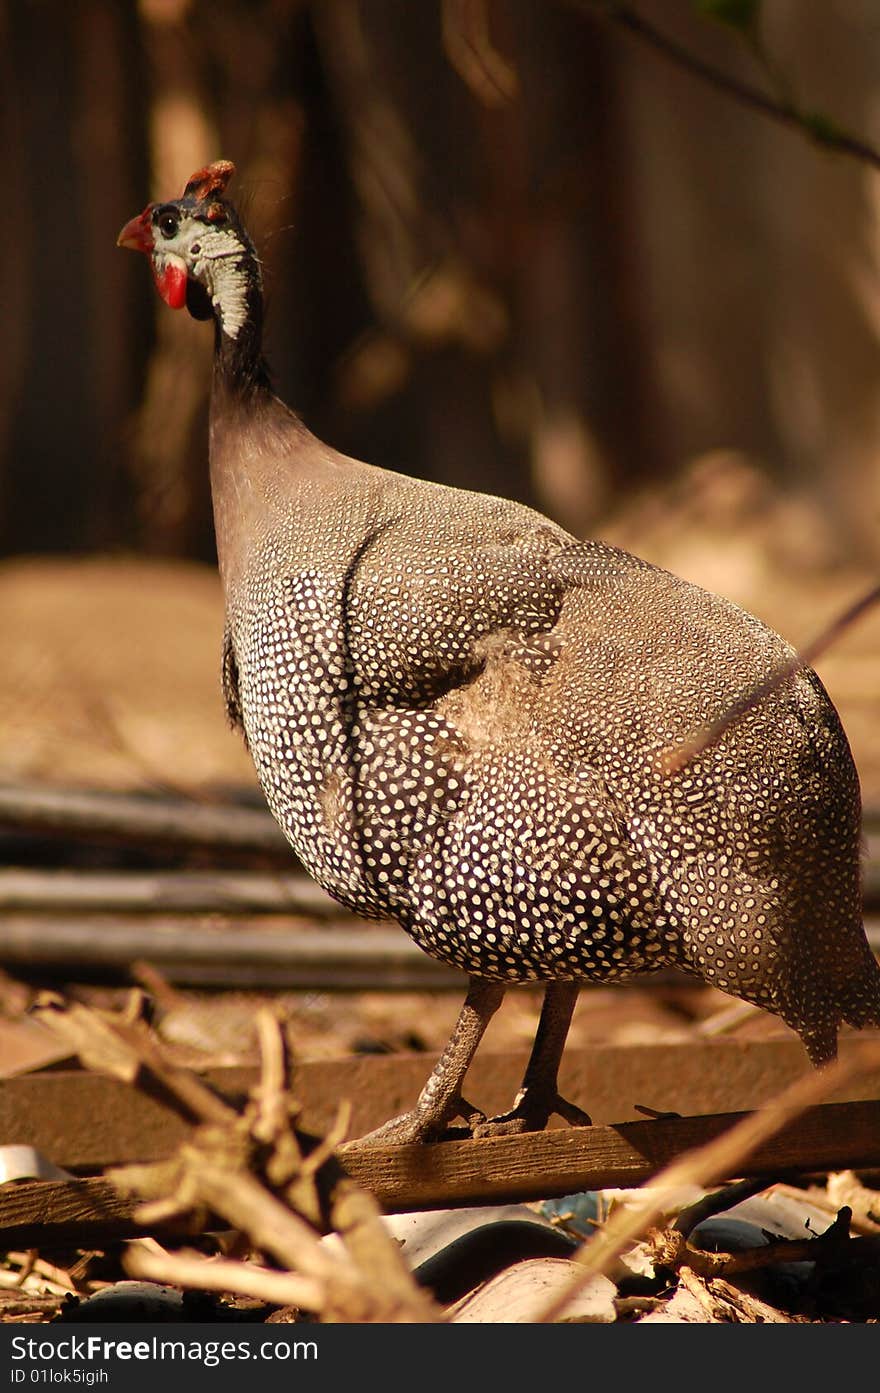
[
  {"x1": 208, "y1": 240, "x2": 272, "y2": 400},
  {"x1": 207, "y1": 257, "x2": 315, "y2": 599}
]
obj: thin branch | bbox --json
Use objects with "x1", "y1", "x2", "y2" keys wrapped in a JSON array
[
  {"x1": 656, "y1": 1204, "x2": 880, "y2": 1279},
  {"x1": 570, "y1": 1, "x2": 880, "y2": 172},
  {"x1": 124, "y1": 1244, "x2": 323, "y2": 1311},
  {"x1": 442, "y1": 0, "x2": 519, "y2": 106},
  {"x1": 672, "y1": 1176, "x2": 778, "y2": 1240}
]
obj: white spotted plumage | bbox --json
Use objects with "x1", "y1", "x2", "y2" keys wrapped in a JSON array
[
  {"x1": 122, "y1": 162, "x2": 880, "y2": 1142},
  {"x1": 220, "y1": 464, "x2": 879, "y2": 1068}
]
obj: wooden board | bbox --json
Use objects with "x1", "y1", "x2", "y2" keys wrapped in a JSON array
[
  {"x1": 341, "y1": 1097, "x2": 880, "y2": 1207},
  {"x1": 1, "y1": 1041, "x2": 880, "y2": 1170},
  {"x1": 2, "y1": 1038, "x2": 880, "y2": 1171},
  {"x1": 2, "y1": 1098, "x2": 880, "y2": 1248}
]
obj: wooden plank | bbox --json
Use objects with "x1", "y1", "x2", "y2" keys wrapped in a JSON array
[
  {"x1": 0, "y1": 783, "x2": 878, "y2": 908},
  {"x1": 0, "y1": 785, "x2": 288, "y2": 858},
  {"x1": 0, "y1": 1067, "x2": 254, "y2": 1172},
  {"x1": 0, "y1": 868, "x2": 341, "y2": 916},
  {"x1": 2, "y1": 1038, "x2": 879, "y2": 1172},
  {"x1": 0, "y1": 916, "x2": 463, "y2": 989},
  {"x1": 341, "y1": 1098, "x2": 880, "y2": 1208},
  {"x1": 0, "y1": 1177, "x2": 202, "y2": 1249},
  {"x1": 2, "y1": 915, "x2": 877, "y2": 986},
  {"x1": 3, "y1": 1098, "x2": 880, "y2": 1247},
  {"x1": 4, "y1": 860, "x2": 872, "y2": 925}
]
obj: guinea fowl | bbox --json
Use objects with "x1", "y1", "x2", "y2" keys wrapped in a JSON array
[{"x1": 119, "y1": 161, "x2": 880, "y2": 1143}]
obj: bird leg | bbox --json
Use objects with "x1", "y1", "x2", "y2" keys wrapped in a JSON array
[
  {"x1": 356, "y1": 977, "x2": 506, "y2": 1144},
  {"x1": 472, "y1": 982, "x2": 591, "y2": 1137}
]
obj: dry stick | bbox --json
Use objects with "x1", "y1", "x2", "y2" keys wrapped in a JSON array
[
  {"x1": 253, "y1": 1013, "x2": 431, "y2": 1309},
  {"x1": 528, "y1": 1039, "x2": 880, "y2": 1323},
  {"x1": 658, "y1": 582, "x2": 880, "y2": 776},
  {"x1": 656, "y1": 1209, "x2": 880, "y2": 1281},
  {"x1": 825, "y1": 1171, "x2": 880, "y2": 1232},
  {"x1": 118, "y1": 1146, "x2": 436, "y2": 1320},
  {"x1": 39, "y1": 997, "x2": 437, "y2": 1321},
  {"x1": 0, "y1": 1266, "x2": 72, "y2": 1299},
  {"x1": 654, "y1": 1176, "x2": 877, "y2": 1277},
  {"x1": 161, "y1": 1157, "x2": 379, "y2": 1311},
  {"x1": 3, "y1": 1252, "x2": 78, "y2": 1295},
  {"x1": 124, "y1": 1245, "x2": 324, "y2": 1312},
  {"x1": 122, "y1": 1142, "x2": 438, "y2": 1322},
  {"x1": 250, "y1": 1008, "x2": 293, "y2": 1147},
  {"x1": 246, "y1": 1008, "x2": 423, "y2": 1309},
  {"x1": 672, "y1": 1176, "x2": 777, "y2": 1240},
  {"x1": 246, "y1": 1008, "x2": 425, "y2": 1310},
  {"x1": 34, "y1": 995, "x2": 235, "y2": 1127},
  {"x1": 676, "y1": 1266, "x2": 793, "y2": 1324}
]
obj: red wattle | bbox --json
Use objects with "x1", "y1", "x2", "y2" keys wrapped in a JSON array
[{"x1": 153, "y1": 261, "x2": 188, "y2": 310}]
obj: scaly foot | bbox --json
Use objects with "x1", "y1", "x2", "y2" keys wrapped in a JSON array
[
  {"x1": 471, "y1": 1089, "x2": 592, "y2": 1139},
  {"x1": 355, "y1": 1096, "x2": 486, "y2": 1145}
]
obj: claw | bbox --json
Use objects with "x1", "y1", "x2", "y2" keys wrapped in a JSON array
[
  {"x1": 471, "y1": 1090, "x2": 592, "y2": 1139},
  {"x1": 553, "y1": 1096, "x2": 593, "y2": 1128}
]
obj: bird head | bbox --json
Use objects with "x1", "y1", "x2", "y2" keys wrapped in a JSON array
[{"x1": 117, "y1": 160, "x2": 258, "y2": 333}]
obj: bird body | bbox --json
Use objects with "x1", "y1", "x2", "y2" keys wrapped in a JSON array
[{"x1": 120, "y1": 163, "x2": 880, "y2": 1140}]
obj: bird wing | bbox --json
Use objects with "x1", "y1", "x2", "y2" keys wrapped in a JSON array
[{"x1": 342, "y1": 516, "x2": 572, "y2": 706}]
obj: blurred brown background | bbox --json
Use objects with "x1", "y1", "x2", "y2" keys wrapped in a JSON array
[{"x1": 1, "y1": 0, "x2": 879, "y2": 802}]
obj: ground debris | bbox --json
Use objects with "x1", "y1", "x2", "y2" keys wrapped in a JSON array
[
  {"x1": 3, "y1": 996, "x2": 880, "y2": 1325},
  {"x1": 29, "y1": 994, "x2": 438, "y2": 1324}
]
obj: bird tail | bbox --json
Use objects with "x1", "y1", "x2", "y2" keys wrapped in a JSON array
[
  {"x1": 794, "y1": 929, "x2": 880, "y2": 1066},
  {"x1": 842, "y1": 946, "x2": 880, "y2": 1030}
]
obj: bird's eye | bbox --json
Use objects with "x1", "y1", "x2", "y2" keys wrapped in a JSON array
[{"x1": 159, "y1": 212, "x2": 179, "y2": 238}]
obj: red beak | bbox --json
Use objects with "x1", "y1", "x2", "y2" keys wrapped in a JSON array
[{"x1": 117, "y1": 208, "x2": 153, "y2": 253}]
